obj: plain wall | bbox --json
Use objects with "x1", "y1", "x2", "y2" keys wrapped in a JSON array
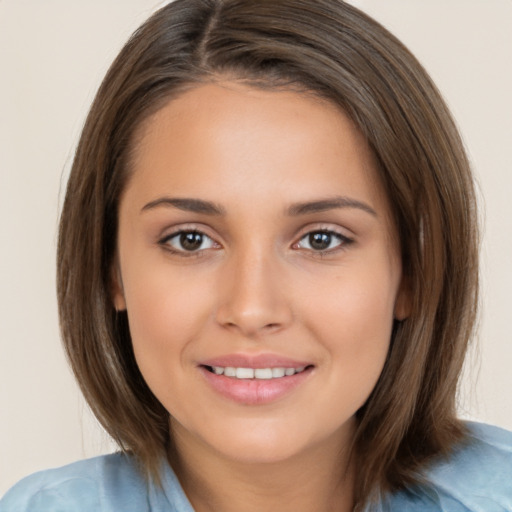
[{"x1": 1, "y1": 0, "x2": 511, "y2": 495}]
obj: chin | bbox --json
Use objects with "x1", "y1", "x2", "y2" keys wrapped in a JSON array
[
  {"x1": 217, "y1": 438, "x2": 306, "y2": 465},
  {"x1": 201, "y1": 419, "x2": 336, "y2": 465}
]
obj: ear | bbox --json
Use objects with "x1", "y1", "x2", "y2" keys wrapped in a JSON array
[
  {"x1": 394, "y1": 274, "x2": 411, "y2": 321},
  {"x1": 111, "y1": 260, "x2": 127, "y2": 311}
]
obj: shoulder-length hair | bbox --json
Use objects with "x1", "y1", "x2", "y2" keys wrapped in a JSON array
[{"x1": 57, "y1": 0, "x2": 479, "y2": 508}]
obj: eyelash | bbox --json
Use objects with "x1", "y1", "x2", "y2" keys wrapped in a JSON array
[{"x1": 158, "y1": 228, "x2": 353, "y2": 256}]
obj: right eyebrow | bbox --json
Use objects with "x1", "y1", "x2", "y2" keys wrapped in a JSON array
[{"x1": 140, "y1": 197, "x2": 226, "y2": 216}]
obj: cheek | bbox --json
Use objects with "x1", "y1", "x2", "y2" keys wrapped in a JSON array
[
  {"x1": 305, "y1": 261, "x2": 397, "y2": 336},
  {"x1": 121, "y1": 263, "x2": 216, "y2": 376},
  {"x1": 311, "y1": 307, "x2": 392, "y2": 426},
  {"x1": 303, "y1": 266, "x2": 397, "y2": 385}
]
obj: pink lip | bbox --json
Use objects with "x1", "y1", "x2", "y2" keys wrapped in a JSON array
[{"x1": 198, "y1": 353, "x2": 314, "y2": 406}]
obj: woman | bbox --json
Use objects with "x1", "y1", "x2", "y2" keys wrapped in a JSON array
[{"x1": 2, "y1": 1, "x2": 511, "y2": 510}]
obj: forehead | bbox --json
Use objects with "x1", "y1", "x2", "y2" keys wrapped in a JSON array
[
  {"x1": 125, "y1": 81, "x2": 389, "y2": 215},
  {"x1": 134, "y1": 81, "x2": 366, "y2": 160}
]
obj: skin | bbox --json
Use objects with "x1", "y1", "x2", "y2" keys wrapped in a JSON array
[{"x1": 113, "y1": 81, "x2": 409, "y2": 512}]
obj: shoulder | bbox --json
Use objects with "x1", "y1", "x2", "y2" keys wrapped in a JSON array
[
  {"x1": 426, "y1": 422, "x2": 512, "y2": 509},
  {"x1": 0, "y1": 453, "x2": 151, "y2": 512},
  {"x1": 387, "y1": 422, "x2": 512, "y2": 511}
]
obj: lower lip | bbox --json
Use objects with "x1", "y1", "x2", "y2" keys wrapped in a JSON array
[{"x1": 199, "y1": 367, "x2": 312, "y2": 405}]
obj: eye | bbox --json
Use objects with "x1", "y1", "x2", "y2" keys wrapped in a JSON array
[
  {"x1": 160, "y1": 230, "x2": 218, "y2": 253},
  {"x1": 295, "y1": 230, "x2": 351, "y2": 252}
]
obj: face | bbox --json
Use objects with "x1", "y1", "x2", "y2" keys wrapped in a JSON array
[{"x1": 113, "y1": 82, "x2": 408, "y2": 465}]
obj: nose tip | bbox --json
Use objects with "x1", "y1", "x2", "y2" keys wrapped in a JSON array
[
  {"x1": 216, "y1": 294, "x2": 291, "y2": 338},
  {"x1": 221, "y1": 316, "x2": 284, "y2": 338},
  {"x1": 214, "y1": 255, "x2": 292, "y2": 338}
]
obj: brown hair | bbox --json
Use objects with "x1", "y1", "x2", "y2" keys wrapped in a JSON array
[{"x1": 57, "y1": 0, "x2": 479, "y2": 508}]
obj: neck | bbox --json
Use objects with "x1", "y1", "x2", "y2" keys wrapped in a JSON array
[{"x1": 169, "y1": 426, "x2": 355, "y2": 512}]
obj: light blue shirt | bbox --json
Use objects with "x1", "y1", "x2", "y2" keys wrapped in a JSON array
[{"x1": 1, "y1": 422, "x2": 511, "y2": 511}]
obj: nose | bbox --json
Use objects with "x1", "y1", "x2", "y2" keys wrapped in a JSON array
[{"x1": 215, "y1": 248, "x2": 293, "y2": 338}]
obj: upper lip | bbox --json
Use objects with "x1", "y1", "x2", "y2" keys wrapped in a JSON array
[{"x1": 200, "y1": 353, "x2": 313, "y2": 369}]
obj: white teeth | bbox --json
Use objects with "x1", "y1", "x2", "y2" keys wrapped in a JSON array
[
  {"x1": 236, "y1": 367, "x2": 254, "y2": 379},
  {"x1": 224, "y1": 367, "x2": 236, "y2": 377},
  {"x1": 209, "y1": 365, "x2": 307, "y2": 379},
  {"x1": 272, "y1": 367, "x2": 286, "y2": 378},
  {"x1": 254, "y1": 368, "x2": 273, "y2": 379}
]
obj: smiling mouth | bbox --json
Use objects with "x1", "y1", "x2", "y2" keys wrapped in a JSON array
[{"x1": 203, "y1": 365, "x2": 313, "y2": 380}]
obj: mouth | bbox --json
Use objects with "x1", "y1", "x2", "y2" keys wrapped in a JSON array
[
  {"x1": 202, "y1": 365, "x2": 312, "y2": 380},
  {"x1": 198, "y1": 358, "x2": 314, "y2": 405}
]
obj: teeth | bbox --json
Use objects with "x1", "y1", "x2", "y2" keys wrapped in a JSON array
[
  {"x1": 236, "y1": 367, "x2": 254, "y2": 379},
  {"x1": 209, "y1": 366, "x2": 307, "y2": 379},
  {"x1": 254, "y1": 368, "x2": 273, "y2": 379},
  {"x1": 272, "y1": 368, "x2": 285, "y2": 378},
  {"x1": 224, "y1": 367, "x2": 236, "y2": 377}
]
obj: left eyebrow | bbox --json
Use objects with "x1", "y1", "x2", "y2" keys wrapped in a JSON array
[
  {"x1": 141, "y1": 197, "x2": 226, "y2": 215},
  {"x1": 286, "y1": 196, "x2": 377, "y2": 217}
]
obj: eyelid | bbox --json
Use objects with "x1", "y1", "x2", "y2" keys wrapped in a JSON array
[
  {"x1": 294, "y1": 222, "x2": 354, "y2": 240},
  {"x1": 157, "y1": 222, "x2": 217, "y2": 241}
]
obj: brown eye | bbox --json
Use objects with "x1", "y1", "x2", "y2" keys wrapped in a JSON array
[
  {"x1": 162, "y1": 230, "x2": 217, "y2": 253},
  {"x1": 309, "y1": 232, "x2": 333, "y2": 250},
  {"x1": 296, "y1": 230, "x2": 350, "y2": 252},
  {"x1": 180, "y1": 232, "x2": 204, "y2": 251}
]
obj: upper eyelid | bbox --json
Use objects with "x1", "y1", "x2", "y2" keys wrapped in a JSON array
[
  {"x1": 160, "y1": 229, "x2": 217, "y2": 246},
  {"x1": 294, "y1": 223, "x2": 354, "y2": 240},
  {"x1": 299, "y1": 227, "x2": 349, "y2": 236},
  {"x1": 298, "y1": 230, "x2": 349, "y2": 241},
  {"x1": 295, "y1": 229, "x2": 352, "y2": 248},
  {"x1": 158, "y1": 224, "x2": 218, "y2": 241}
]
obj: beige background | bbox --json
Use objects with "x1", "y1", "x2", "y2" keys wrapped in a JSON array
[{"x1": 1, "y1": 0, "x2": 511, "y2": 495}]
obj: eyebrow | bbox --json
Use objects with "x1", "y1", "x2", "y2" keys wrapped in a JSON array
[
  {"x1": 141, "y1": 197, "x2": 226, "y2": 215},
  {"x1": 286, "y1": 196, "x2": 377, "y2": 217},
  {"x1": 141, "y1": 195, "x2": 377, "y2": 217}
]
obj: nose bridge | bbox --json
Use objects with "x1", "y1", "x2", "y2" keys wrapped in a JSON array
[{"x1": 216, "y1": 241, "x2": 291, "y2": 336}]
